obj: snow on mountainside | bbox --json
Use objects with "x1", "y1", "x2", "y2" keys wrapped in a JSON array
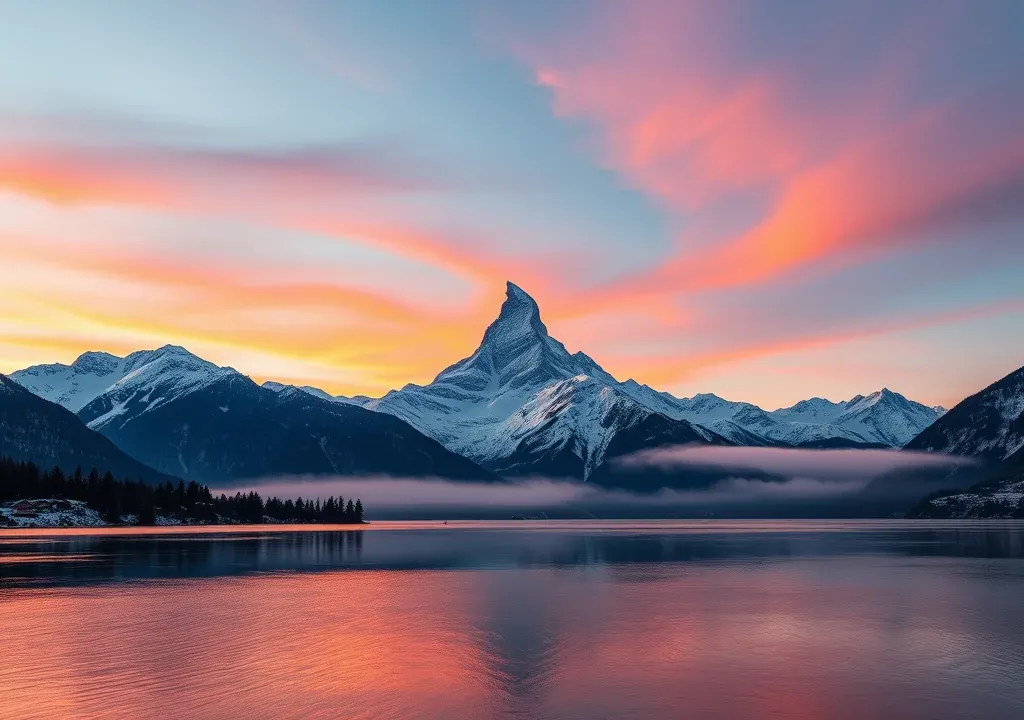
[
  {"x1": 905, "y1": 366, "x2": 1024, "y2": 518},
  {"x1": 618, "y1": 382, "x2": 942, "y2": 448},
  {"x1": 73, "y1": 346, "x2": 237, "y2": 431},
  {"x1": 12, "y1": 345, "x2": 236, "y2": 427},
  {"x1": 905, "y1": 365, "x2": 1024, "y2": 461},
  {"x1": 12, "y1": 349, "x2": 496, "y2": 484},
  {"x1": 262, "y1": 381, "x2": 369, "y2": 406},
  {"x1": 770, "y1": 389, "x2": 945, "y2": 447},
  {"x1": 12, "y1": 351, "x2": 126, "y2": 412},
  {"x1": 616, "y1": 386, "x2": 782, "y2": 445},
  {"x1": 368, "y1": 282, "x2": 722, "y2": 479}
]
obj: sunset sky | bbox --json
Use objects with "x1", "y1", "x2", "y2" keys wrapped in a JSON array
[{"x1": 1, "y1": 0, "x2": 1022, "y2": 410}]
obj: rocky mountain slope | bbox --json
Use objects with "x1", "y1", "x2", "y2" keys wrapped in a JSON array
[
  {"x1": 905, "y1": 365, "x2": 1024, "y2": 518},
  {"x1": 904, "y1": 365, "x2": 1024, "y2": 461}
]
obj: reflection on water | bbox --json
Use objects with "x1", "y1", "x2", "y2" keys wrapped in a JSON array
[{"x1": 2, "y1": 521, "x2": 1024, "y2": 719}]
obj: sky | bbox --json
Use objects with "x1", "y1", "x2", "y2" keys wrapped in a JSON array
[{"x1": 0, "y1": 0, "x2": 1022, "y2": 410}]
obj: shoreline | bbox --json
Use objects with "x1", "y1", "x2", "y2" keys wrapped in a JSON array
[{"x1": 0, "y1": 497, "x2": 367, "y2": 530}]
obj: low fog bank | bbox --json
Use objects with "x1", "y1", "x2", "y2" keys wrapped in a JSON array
[
  {"x1": 614, "y1": 445, "x2": 971, "y2": 478},
  {"x1": 213, "y1": 446, "x2": 976, "y2": 519}
]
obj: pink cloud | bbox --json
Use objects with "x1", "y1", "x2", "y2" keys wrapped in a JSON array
[{"x1": 518, "y1": 0, "x2": 1024, "y2": 295}]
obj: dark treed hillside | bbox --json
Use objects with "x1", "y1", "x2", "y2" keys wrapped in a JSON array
[
  {"x1": 0, "y1": 374, "x2": 174, "y2": 484},
  {"x1": 0, "y1": 456, "x2": 364, "y2": 526}
]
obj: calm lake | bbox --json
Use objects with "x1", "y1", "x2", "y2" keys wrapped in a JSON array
[{"x1": 2, "y1": 520, "x2": 1024, "y2": 719}]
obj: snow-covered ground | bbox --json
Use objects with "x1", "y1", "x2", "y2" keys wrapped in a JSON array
[
  {"x1": 919, "y1": 480, "x2": 1024, "y2": 519},
  {"x1": 0, "y1": 498, "x2": 208, "y2": 528},
  {"x1": 0, "y1": 499, "x2": 108, "y2": 528}
]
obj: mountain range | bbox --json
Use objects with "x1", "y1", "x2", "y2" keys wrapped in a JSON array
[
  {"x1": 8, "y1": 346, "x2": 494, "y2": 484},
  {"x1": 275, "y1": 283, "x2": 945, "y2": 473},
  {"x1": 7, "y1": 282, "x2": 950, "y2": 487}
]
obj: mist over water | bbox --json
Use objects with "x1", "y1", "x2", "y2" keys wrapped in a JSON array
[
  {"x1": 614, "y1": 445, "x2": 972, "y2": 477},
  {"x1": 213, "y1": 446, "x2": 973, "y2": 519}
]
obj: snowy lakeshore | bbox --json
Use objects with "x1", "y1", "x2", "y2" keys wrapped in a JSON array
[
  {"x1": 919, "y1": 480, "x2": 1024, "y2": 519},
  {"x1": 1, "y1": 498, "x2": 214, "y2": 529}
]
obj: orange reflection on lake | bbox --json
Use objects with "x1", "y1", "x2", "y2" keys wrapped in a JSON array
[
  {"x1": 2, "y1": 523, "x2": 1024, "y2": 719},
  {"x1": 0, "y1": 570, "x2": 504, "y2": 720}
]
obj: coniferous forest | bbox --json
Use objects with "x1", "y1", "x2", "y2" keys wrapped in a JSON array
[{"x1": 0, "y1": 456, "x2": 365, "y2": 526}]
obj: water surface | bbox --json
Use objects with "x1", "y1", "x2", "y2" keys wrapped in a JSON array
[{"x1": 2, "y1": 520, "x2": 1023, "y2": 719}]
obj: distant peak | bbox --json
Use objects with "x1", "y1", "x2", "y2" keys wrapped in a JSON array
[
  {"x1": 155, "y1": 344, "x2": 192, "y2": 356},
  {"x1": 867, "y1": 388, "x2": 904, "y2": 403},
  {"x1": 74, "y1": 350, "x2": 120, "y2": 363},
  {"x1": 71, "y1": 351, "x2": 120, "y2": 373}
]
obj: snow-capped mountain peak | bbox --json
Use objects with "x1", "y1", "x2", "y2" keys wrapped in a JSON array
[
  {"x1": 77, "y1": 347, "x2": 237, "y2": 430},
  {"x1": 765, "y1": 388, "x2": 944, "y2": 446},
  {"x1": 70, "y1": 351, "x2": 121, "y2": 375},
  {"x1": 412, "y1": 282, "x2": 605, "y2": 402},
  {"x1": 367, "y1": 281, "x2": 719, "y2": 478},
  {"x1": 12, "y1": 345, "x2": 238, "y2": 429},
  {"x1": 262, "y1": 380, "x2": 367, "y2": 406},
  {"x1": 480, "y1": 281, "x2": 548, "y2": 355},
  {"x1": 775, "y1": 397, "x2": 840, "y2": 421},
  {"x1": 12, "y1": 351, "x2": 130, "y2": 412}
]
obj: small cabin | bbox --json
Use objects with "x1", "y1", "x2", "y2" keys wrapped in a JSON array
[{"x1": 11, "y1": 500, "x2": 38, "y2": 518}]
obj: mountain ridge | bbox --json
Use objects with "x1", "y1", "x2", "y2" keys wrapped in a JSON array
[{"x1": 10, "y1": 281, "x2": 949, "y2": 482}]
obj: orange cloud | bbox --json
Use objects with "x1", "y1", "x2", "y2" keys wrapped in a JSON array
[
  {"x1": 0, "y1": 230, "x2": 507, "y2": 395},
  {"x1": 0, "y1": 141, "x2": 527, "y2": 288},
  {"x1": 0, "y1": 148, "x2": 182, "y2": 206}
]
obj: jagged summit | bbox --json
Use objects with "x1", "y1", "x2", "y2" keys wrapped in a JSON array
[
  {"x1": 367, "y1": 282, "x2": 722, "y2": 478},
  {"x1": 504, "y1": 280, "x2": 539, "y2": 308},
  {"x1": 427, "y1": 280, "x2": 601, "y2": 393},
  {"x1": 478, "y1": 281, "x2": 550, "y2": 356}
]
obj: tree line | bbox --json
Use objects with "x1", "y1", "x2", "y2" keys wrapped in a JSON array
[{"x1": 0, "y1": 456, "x2": 364, "y2": 525}]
